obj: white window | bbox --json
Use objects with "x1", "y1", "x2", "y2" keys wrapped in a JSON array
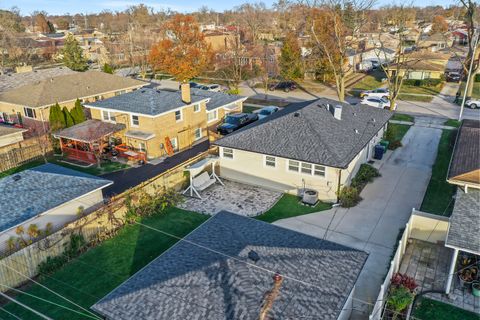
[
  {"x1": 314, "y1": 165, "x2": 326, "y2": 177},
  {"x1": 170, "y1": 137, "x2": 178, "y2": 151},
  {"x1": 194, "y1": 128, "x2": 202, "y2": 141},
  {"x1": 131, "y1": 115, "x2": 139, "y2": 126},
  {"x1": 288, "y1": 160, "x2": 300, "y2": 172},
  {"x1": 193, "y1": 104, "x2": 201, "y2": 113},
  {"x1": 175, "y1": 110, "x2": 182, "y2": 122},
  {"x1": 24, "y1": 107, "x2": 36, "y2": 119},
  {"x1": 222, "y1": 148, "x2": 233, "y2": 159},
  {"x1": 301, "y1": 162, "x2": 312, "y2": 175},
  {"x1": 207, "y1": 110, "x2": 218, "y2": 122},
  {"x1": 102, "y1": 110, "x2": 116, "y2": 122},
  {"x1": 138, "y1": 142, "x2": 146, "y2": 152},
  {"x1": 265, "y1": 155, "x2": 276, "y2": 168}
]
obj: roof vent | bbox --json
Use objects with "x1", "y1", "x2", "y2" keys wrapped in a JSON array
[
  {"x1": 141, "y1": 90, "x2": 146, "y2": 93},
  {"x1": 333, "y1": 105, "x2": 342, "y2": 120},
  {"x1": 372, "y1": 118, "x2": 376, "y2": 123},
  {"x1": 354, "y1": 129, "x2": 360, "y2": 134},
  {"x1": 12, "y1": 175, "x2": 21, "y2": 181},
  {"x1": 293, "y1": 112, "x2": 300, "y2": 117},
  {"x1": 248, "y1": 250, "x2": 260, "y2": 263}
]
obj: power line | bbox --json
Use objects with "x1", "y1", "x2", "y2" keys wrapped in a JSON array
[
  {"x1": 0, "y1": 306, "x2": 22, "y2": 320},
  {"x1": 0, "y1": 291, "x2": 52, "y2": 320}
]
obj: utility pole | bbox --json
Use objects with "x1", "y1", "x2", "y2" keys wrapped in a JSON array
[
  {"x1": 0, "y1": 291, "x2": 53, "y2": 320},
  {"x1": 459, "y1": 28, "x2": 479, "y2": 120}
]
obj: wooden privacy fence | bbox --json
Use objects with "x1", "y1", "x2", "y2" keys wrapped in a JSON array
[
  {"x1": 0, "y1": 143, "x2": 51, "y2": 173},
  {"x1": 0, "y1": 151, "x2": 209, "y2": 292}
]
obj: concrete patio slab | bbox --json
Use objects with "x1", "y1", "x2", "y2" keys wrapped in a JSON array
[
  {"x1": 273, "y1": 123, "x2": 442, "y2": 319},
  {"x1": 178, "y1": 179, "x2": 282, "y2": 217}
]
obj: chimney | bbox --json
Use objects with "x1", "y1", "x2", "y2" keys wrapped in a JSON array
[
  {"x1": 180, "y1": 83, "x2": 191, "y2": 104},
  {"x1": 333, "y1": 105, "x2": 342, "y2": 120}
]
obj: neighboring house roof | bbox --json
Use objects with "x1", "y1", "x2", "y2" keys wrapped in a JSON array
[
  {"x1": 0, "y1": 67, "x2": 76, "y2": 93},
  {"x1": 448, "y1": 119, "x2": 480, "y2": 185},
  {"x1": 53, "y1": 120, "x2": 126, "y2": 143},
  {"x1": 0, "y1": 71, "x2": 146, "y2": 108},
  {"x1": 445, "y1": 188, "x2": 480, "y2": 255},
  {"x1": 87, "y1": 88, "x2": 245, "y2": 116},
  {"x1": 0, "y1": 164, "x2": 112, "y2": 233},
  {"x1": 214, "y1": 99, "x2": 392, "y2": 168},
  {"x1": 0, "y1": 125, "x2": 27, "y2": 138},
  {"x1": 92, "y1": 211, "x2": 368, "y2": 320}
]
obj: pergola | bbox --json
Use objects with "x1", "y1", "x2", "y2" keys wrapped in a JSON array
[{"x1": 54, "y1": 120, "x2": 125, "y2": 164}]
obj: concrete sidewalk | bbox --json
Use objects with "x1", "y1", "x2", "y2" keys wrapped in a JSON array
[{"x1": 273, "y1": 123, "x2": 442, "y2": 319}]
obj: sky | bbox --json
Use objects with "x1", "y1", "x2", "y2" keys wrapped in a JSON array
[{"x1": 0, "y1": 0, "x2": 458, "y2": 16}]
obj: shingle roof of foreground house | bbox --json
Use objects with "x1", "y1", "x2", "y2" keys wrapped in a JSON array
[
  {"x1": 445, "y1": 188, "x2": 480, "y2": 255},
  {"x1": 88, "y1": 87, "x2": 246, "y2": 116},
  {"x1": 92, "y1": 211, "x2": 368, "y2": 320},
  {"x1": 0, "y1": 164, "x2": 112, "y2": 232},
  {"x1": 214, "y1": 99, "x2": 392, "y2": 168},
  {"x1": 0, "y1": 71, "x2": 146, "y2": 108}
]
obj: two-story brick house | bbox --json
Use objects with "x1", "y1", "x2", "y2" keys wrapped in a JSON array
[{"x1": 84, "y1": 84, "x2": 246, "y2": 159}]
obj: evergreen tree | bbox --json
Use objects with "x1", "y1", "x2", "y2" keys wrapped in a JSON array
[
  {"x1": 279, "y1": 32, "x2": 303, "y2": 81},
  {"x1": 62, "y1": 34, "x2": 88, "y2": 71},
  {"x1": 49, "y1": 103, "x2": 66, "y2": 131},
  {"x1": 70, "y1": 99, "x2": 86, "y2": 124},
  {"x1": 102, "y1": 63, "x2": 114, "y2": 74},
  {"x1": 63, "y1": 107, "x2": 75, "y2": 128}
]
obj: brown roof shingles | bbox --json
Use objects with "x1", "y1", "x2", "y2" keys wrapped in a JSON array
[{"x1": 448, "y1": 119, "x2": 480, "y2": 183}]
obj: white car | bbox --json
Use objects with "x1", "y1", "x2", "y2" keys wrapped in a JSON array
[
  {"x1": 465, "y1": 99, "x2": 480, "y2": 109},
  {"x1": 360, "y1": 88, "x2": 389, "y2": 99},
  {"x1": 361, "y1": 97, "x2": 397, "y2": 110},
  {"x1": 256, "y1": 106, "x2": 279, "y2": 120}
]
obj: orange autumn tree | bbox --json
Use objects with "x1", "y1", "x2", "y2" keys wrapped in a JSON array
[{"x1": 149, "y1": 14, "x2": 213, "y2": 83}]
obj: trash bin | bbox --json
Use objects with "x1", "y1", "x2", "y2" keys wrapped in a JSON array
[
  {"x1": 380, "y1": 140, "x2": 390, "y2": 150},
  {"x1": 374, "y1": 144, "x2": 385, "y2": 160}
]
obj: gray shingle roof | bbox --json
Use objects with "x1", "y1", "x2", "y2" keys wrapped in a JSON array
[
  {"x1": 0, "y1": 67, "x2": 76, "y2": 93},
  {"x1": 88, "y1": 88, "x2": 245, "y2": 115},
  {"x1": 214, "y1": 99, "x2": 392, "y2": 168},
  {"x1": 446, "y1": 188, "x2": 480, "y2": 254},
  {"x1": 53, "y1": 120, "x2": 125, "y2": 143},
  {"x1": 448, "y1": 119, "x2": 480, "y2": 184},
  {"x1": 92, "y1": 211, "x2": 368, "y2": 320},
  {"x1": 0, "y1": 164, "x2": 112, "y2": 232}
]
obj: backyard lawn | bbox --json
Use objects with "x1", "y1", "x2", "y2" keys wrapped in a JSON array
[
  {"x1": 420, "y1": 129, "x2": 458, "y2": 216},
  {"x1": 255, "y1": 194, "x2": 332, "y2": 223},
  {"x1": 0, "y1": 207, "x2": 209, "y2": 320},
  {"x1": 412, "y1": 297, "x2": 479, "y2": 320},
  {"x1": 0, "y1": 158, "x2": 45, "y2": 178}
]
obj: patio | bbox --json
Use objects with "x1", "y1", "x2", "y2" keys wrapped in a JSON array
[
  {"x1": 178, "y1": 179, "x2": 282, "y2": 217},
  {"x1": 399, "y1": 239, "x2": 480, "y2": 314}
]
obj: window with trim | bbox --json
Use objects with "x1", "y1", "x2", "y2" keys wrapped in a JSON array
[
  {"x1": 138, "y1": 142, "x2": 146, "y2": 152},
  {"x1": 175, "y1": 110, "x2": 182, "y2": 121},
  {"x1": 170, "y1": 137, "x2": 178, "y2": 151},
  {"x1": 288, "y1": 160, "x2": 300, "y2": 172},
  {"x1": 222, "y1": 148, "x2": 233, "y2": 159},
  {"x1": 193, "y1": 104, "x2": 201, "y2": 113},
  {"x1": 194, "y1": 128, "x2": 202, "y2": 140},
  {"x1": 102, "y1": 110, "x2": 116, "y2": 122},
  {"x1": 131, "y1": 115, "x2": 139, "y2": 126},
  {"x1": 24, "y1": 107, "x2": 36, "y2": 119},
  {"x1": 314, "y1": 165, "x2": 326, "y2": 177},
  {"x1": 207, "y1": 110, "x2": 218, "y2": 122},
  {"x1": 301, "y1": 162, "x2": 312, "y2": 175},
  {"x1": 265, "y1": 156, "x2": 276, "y2": 168}
]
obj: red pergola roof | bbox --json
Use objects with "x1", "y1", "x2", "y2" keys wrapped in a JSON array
[{"x1": 54, "y1": 120, "x2": 125, "y2": 143}]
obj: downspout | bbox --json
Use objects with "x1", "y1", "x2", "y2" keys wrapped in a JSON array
[{"x1": 336, "y1": 169, "x2": 342, "y2": 203}]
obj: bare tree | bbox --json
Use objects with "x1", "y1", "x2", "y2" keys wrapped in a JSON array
[
  {"x1": 235, "y1": 2, "x2": 268, "y2": 44},
  {"x1": 304, "y1": 0, "x2": 375, "y2": 101}
]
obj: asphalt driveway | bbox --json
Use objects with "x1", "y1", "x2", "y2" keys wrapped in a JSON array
[{"x1": 274, "y1": 123, "x2": 442, "y2": 319}]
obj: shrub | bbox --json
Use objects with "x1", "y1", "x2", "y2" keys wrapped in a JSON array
[
  {"x1": 385, "y1": 125, "x2": 403, "y2": 150},
  {"x1": 38, "y1": 256, "x2": 68, "y2": 275},
  {"x1": 389, "y1": 140, "x2": 403, "y2": 150},
  {"x1": 338, "y1": 186, "x2": 361, "y2": 208},
  {"x1": 37, "y1": 234, "x2": 86, "y2": 275},
  {"x1": 403, "y1": 78, "x2": 442, "y2": 87},
  {"x1": 387, "y1": 285, "x2": 414, "y2": 317},
  {"x1": 391, "y1": 273, "x2": 418, "y2": 292},
  {"x1": 226, "y1": 88, "x2": 240, "y2": 95},
  {"x1": 351, "y1": 164, "x2": 380, "y2": 190},
  {"x1": 475, "y1": 74, "x2": 480, "y2": 82}
]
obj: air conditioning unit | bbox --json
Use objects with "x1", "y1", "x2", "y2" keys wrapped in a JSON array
[{"x1": 302, "y1": 189, "x2": 318, "y2": 205}]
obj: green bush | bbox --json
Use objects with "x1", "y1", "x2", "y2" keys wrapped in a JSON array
[
  {"x1": 37, "y1": 234, "x2": 86, "y2": 276},
  {"x1": 475, "y1": 74, "x2": 480, "y2": 82},
  {"x1": 38, "y1": 256, "x2": 68, "y2": 275},
  {"x1": 403, "y1": 78, "x2": 442, "y2": 87},
  {"x1": 226, "y1": 88, "x2": 240, "y2": 95},
  {"x1": 385, "y1": 125, "x2": 403, "y2": 150},
  {"x1": 338, "y1": 186, "x2": 361, "y2": 208},
  {"x1": 351, "y1": 164, "x2": 380, "y2": 190},
  {"x1": 387, "y1": 285, "x2": 414, "y2": 317}
]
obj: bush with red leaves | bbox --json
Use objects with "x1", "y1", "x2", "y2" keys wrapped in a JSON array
[{"x1": 391, "y1": 273, "x2": 418, "y2": 292}]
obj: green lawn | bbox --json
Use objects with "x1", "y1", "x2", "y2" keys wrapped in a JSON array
[
  {"x1": 398, "y1": 93, "x2": 434, "y2": 102},
  {"x1": 401, "y1": 83, "x2": 444, "y2": 96},
  {"x1": 0, "y1": 207, "x2": 209, "y2": 320},
  {"x1": 391, "y1": 113, "x2": 414, "y2": 122},
  {"x1": 0, "y1": 158, "x2": 46, "y2": 178},
  {"x1": 444, "y1": 119, "x2": 461, "y2": 128},
  {"x1": 385, "y1": 123, "x2": 412, "y2": 143},
  {"x1": 420, "y1": 129, "x2": 458, "y2": 216},
  {"x1": 458, "y1": 81, "x2": 480, "y2": 99},
  {"x1": 255, "y1": 194, "x2": 332, "y2": 223},
  {"x1": 412, "y1": 297, "x2": 479, "y2": 320},
  {"x1": 350, "y1": 70, "x2": 386, "y2": 91}
]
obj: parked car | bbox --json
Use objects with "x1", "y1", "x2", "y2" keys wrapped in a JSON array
[
  {"x1": 361, "y1": 97, "x2": 397, "y2": 110},
  {"x1": 217, "y1": 113, "x2": 259, "y2": 135},
  {"x1": 189, "y1": 82, "x2": 223, "y2": 92},
  {"x1": 257, "y1": 106, "x2": 279, "y2": 120},
  {"x1": 465, "y1": 99, "x2": 480, "y2": 109},
  {"x1": 446, "y1": 72, "x2": 462, "y2": 83},
  {"x1": 360, "y1": 88, "x2": 389, "y2": 99},
  {"x1": 269, "y1": 81, "x2": 297, "y2": 92}
]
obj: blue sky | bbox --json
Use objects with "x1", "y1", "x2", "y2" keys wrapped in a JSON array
[{"x1": 1, "y1": 0, "x2": 456, "y2": 15}]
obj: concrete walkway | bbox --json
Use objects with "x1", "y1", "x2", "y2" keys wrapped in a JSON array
[{"x1": 274, "y1": 123, "x2": 442, "y2": 319}]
